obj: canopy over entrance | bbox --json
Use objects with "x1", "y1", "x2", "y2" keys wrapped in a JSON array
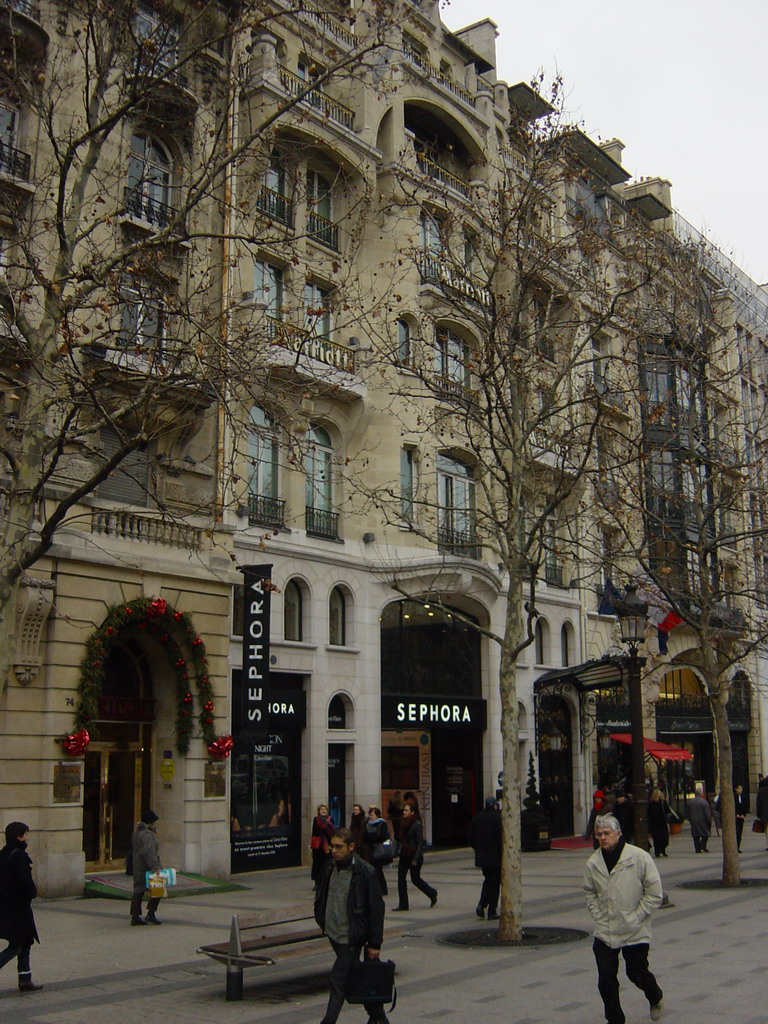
[{"x1": 609, "y1": 733, "x2": 693, "y2": 761}]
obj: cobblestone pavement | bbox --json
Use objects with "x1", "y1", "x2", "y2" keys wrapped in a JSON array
[{"x1": 5, "y1": 827, "x2": 768, "y2": 1024}]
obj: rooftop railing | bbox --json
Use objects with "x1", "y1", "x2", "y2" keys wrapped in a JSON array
[{"x1": 402, "y1": 45, "x2": 475, "y2": 107}]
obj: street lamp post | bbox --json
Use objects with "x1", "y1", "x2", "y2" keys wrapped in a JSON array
[{"x1": 614, "y1": 585, "x2": 649, "y2": 852}]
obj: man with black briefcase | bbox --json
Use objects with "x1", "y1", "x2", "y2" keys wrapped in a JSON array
[{"x1": 314, "y1": 827, "x2": 392, "y2": 1024}]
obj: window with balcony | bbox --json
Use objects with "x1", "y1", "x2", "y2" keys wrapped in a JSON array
[
  {"x1": 544, "y1": 515, "x2": 564, "y2": 586},
  {"x1": 0, "y1": 100, "x2": 29, "y2": 180},
  {"x1": 329, "y1": 586, "x2": 346, "y2": 645},
  {"x1": 434, "y1": 327, "x2": 471, "y2": 396},
  {"x1": 126, "y1": 133, "x2": 174, "y2": 227},
  {"x1": 284, "y1": 579, "x2": 303, "y2": 640},
  {"x1": 437, "y1": 452, "x2": 478, "y2": 557},
  {"x1": 120, "y1": 278, "x2": 166, "y2": 356},
  {"x1": 304, "y1": 281, "x2": 332, "y2": 339},
  {"x1": 134, "y1": 1, "x2": 182, "y2": 80},
  {"x1": 421, "y1": 210, "x2": 444, "y2": 259},
  {"x1": 258, "y1": 151, "x2": 292, "y2": 226},
  {"x1": 254, "y1": 260, "x2": 283, "y2": 318},
  {"x1": 98, "y1": 425, "x2": 152, "y2": 506},
  {"x1": 305, "y1": 423, "x2": 338, "y2": 538},
  {"x1": 307, "y1": 169, "x2": 337, "y2": 249},
  {"x1": 247, "y1": 405, "x2": 284, "y2": 528}
]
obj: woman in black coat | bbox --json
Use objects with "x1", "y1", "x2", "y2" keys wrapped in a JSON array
[
  {"x1": 393, "y1": 805, "x2": 438, "y2": 911},
  {"x1": 0, "y1": 821, "x2": 42, "y2": 992},
  {"x1": 647, "y1": 788, "x2": 670, "y2": 858}
]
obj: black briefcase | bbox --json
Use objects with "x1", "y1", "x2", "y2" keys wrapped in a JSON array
[{"x1": 347, "y1": 958, "x2": 396, "y2": 1009}]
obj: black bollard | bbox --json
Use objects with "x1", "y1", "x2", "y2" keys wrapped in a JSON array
[{"x1": 226, "y1": 963, "x2": 244, "y2": 1001}]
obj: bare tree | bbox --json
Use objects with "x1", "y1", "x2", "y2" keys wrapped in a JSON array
[
  {"x1": 591, "y1": 221, "x2": 768, "y2": 886},
  {"x1": 0, "y1": 0, "x2": 402, "y2": 679},
  {"x1": 347, "y1": 80, "x2": 666, "y2": 939}
]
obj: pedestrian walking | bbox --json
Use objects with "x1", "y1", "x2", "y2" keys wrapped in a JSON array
[
  {"x1": 311, "y1": 804, "x2": 336, "y2": 892},
  {"x1": 364, "y1": 806, "x2": 391, "y2": 896},
  {"x1": 583, "y1": 813, "x2": 664, "y2": 1024},
  {"x1": 716, "y1": 785, "x2": 748, "y2": 852},
  {"x1": 386, "y1": 791, "x2": 404, "y2": 842},
  {"x1": 613, "y1": 791, "x2": 634, "y2": 845},
  {"x1": 647, "y1": 789, "x2": 670, "y2": 858},
  {"x1": 686, "y1": 787, "x2": 712, "y2": 853},
  {"x1": 0, "y1": 821, "x2": 43, "y2": 992},
  {"x1": 129, "y1": 809, "x2": 163, "y2": 925},
  {"x1": 348, "y1": 804, "x2": 367, "y2": 853},
  {"x1": 314, "y1": 827, "x2": 389, "y2": 1024},
  {"x1": 755, "y1": 775, "x2": 768, "y2": 849},
  {"x1": 393, "y1": 804, "x2": 437, "y2": 911},
  {"x1": 468, "y1": 796, "x2": 502, "y2": 919}
]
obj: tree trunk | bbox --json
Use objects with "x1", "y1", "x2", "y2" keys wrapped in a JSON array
[
  {"x1": 498, "y1": 575, "x2": 524, "y2": 942},
  {"x1": 711, "y1": 683, "x2": 740, "y2": 886}
]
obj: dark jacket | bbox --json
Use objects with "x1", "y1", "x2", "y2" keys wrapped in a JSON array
[
  {"x1": 468, "y1": 807, "x2": 502, "y2": 868},
  {"x1": 0, "y1": 839, "x2": 39, "y2": 946},
  {"x1": 398, "y1": 815, "x2": 425, "y2": 864},
  {"x1": 314, "y1": 853, "x2": 385, "y2": 948},
  {"x1": 131, "y1": 821, "x2": 161, "y2": 893},
  {"x1": 755, "y1": 780, "x2": 768, "y2": 823}
]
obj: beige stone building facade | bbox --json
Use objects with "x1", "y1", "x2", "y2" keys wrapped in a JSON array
[{"x1": 2, "y1": 0, "x2": 767, "y2": 894}]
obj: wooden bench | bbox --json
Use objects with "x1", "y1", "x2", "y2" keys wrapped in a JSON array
[{"x1": 198, "y1": 912, "x2": 321, "y2": 1001}]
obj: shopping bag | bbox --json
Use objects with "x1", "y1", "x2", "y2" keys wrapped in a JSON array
[
  {"x1": 145, "y1": 867, "x2": 177, "y2": 887},
  {"x1": 347, "y1": 958, "x2": 396, "y2": 1009},
  {"x1": 146, "y1": 872, "x2": 168, "y2": 899},
  {"x1": 752, "y1": 819, "x2": 765, "y2": 833}
]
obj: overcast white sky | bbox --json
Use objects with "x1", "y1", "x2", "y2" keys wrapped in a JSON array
[{"x1": 442, "y1": 0, "x2": 768, "y2": 286}]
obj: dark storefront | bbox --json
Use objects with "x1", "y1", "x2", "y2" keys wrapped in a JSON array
[{"x1": 380, "y1": 599, "x2": 486, "y2": 847}]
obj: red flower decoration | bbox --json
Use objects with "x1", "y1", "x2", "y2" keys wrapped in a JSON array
[
  {"x1": 208, "y1": 734, "x2": 233, "y2": 759},
  {"x1": 147, "y1": 597, "x2": 167, "y2": 618},
  {"x1": 62, "y1": 728, "x2": 90, "y2": 756}
]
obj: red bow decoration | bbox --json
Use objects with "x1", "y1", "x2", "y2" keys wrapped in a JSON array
[
  {"x1": 62, "y1": 728, "x2": 90, "y2": 756},
  {"x1": 208, "y1": 734, "x2": 233, "y2": 759}
]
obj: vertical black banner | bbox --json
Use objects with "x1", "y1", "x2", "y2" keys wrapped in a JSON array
[{"x1": 239, "y1": 564, "x2": 273, "y2": 736}]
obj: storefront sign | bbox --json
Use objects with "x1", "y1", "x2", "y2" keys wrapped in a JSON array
[
  {"x1": 239, "y1": 564, "x2": 273, "y2": 735},
  {"x1": 381, "y1": 695, "x2": 487, "y2": 730},
  {"x1": 97, "y1": 696, "x2": 155, "y2": 722}
]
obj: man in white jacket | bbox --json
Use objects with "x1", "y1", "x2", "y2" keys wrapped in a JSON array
[{"x1": 583, "y1": 814, "x2": 664, "y2": 1024}]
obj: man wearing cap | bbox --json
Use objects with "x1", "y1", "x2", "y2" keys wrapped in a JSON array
[
  {"x1": 468, "y1": 797, "x2": 502, "y2": 920},
  {"x1": 583, "y1": 813, "x2": 664, "y2": 1024},
  {"x1": 129, "y1": 810, "x2": 163, "y2": 926}
]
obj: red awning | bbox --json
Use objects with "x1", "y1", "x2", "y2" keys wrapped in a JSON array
[{"x1": 609, "y1": 733, "x2": 694, "y2": 761}]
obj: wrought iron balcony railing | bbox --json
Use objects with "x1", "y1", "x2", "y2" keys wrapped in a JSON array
[
  {"x1": 307, "y1": 210, "x2": 339, "y2": 250},
  {"x1": 256, "y1": 185, "x2": 293, "y2": 226},
  {"x1": 437, "y1": 522, "x2": 481, "y2": 559},
  {"x1": 544, "y1": 561, "x2": 564, "y2": 586},
  {"x1": 418, "y1": 253, "x2": 492, "y2": 308},
  {"x1": 123, "y1": 187, "x2": 177, "y2": 229},
  {"x1": 278, "y1": 67, "x2": 354, "y2": 130},
  {"x1": 248, "y1": 493, "x2": 285, "y2": 528},
  {"x1": 6, "y1": 0, "x2": 41, "y2": 18},
  {"x1": 402, "y1": 45, "x2": 475, "y2": 107},
  {"x1": 0, "y1": 141, "x2": 32, "y2": 182},
  {"x1": 306, "y1": 505, "x2": 339, "y2": 539},
  {"x1": 416, "y1": 154, "x2": 470, "y2": 196}
]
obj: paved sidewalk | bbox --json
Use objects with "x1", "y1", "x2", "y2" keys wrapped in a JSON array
[{"x1": 4, "y1": 825, "x2": 768, "y2": 1024}]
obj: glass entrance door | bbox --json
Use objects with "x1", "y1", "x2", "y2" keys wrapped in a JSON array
[{"x1": 83, "y1": 747, "x2": 142, "y2": 868}]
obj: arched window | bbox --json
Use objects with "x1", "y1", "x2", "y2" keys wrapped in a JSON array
[
  {"x1": 127, "y1": 133, "x2": 172, "y2": 226},
  {"x1": 534, "y1": 619, "x2": 549, "y2": 666},
  {"x1": 328, "y1": 694, "x2": 347, "y2": 728},
  {"x1": 329, "y1": 586, "x2": 346, "y2": 646},
  {"x1": 247, "y1": 406, "x2": 283, "y2": 527},
  {"x1": 284, "y1": 580, "x2": 303, "y2": 641},
  {"x1": 436, "y1": 453, "x2": 477, "y2": 556},
  {"x1": 307, "y1": 169, "x2": 337, "y2": 249},
  {"x1": 305, "y1": 425, "x2": 338, "y2": 538},
  {"x1": 397, "y1": 318, "x2": 411, "y2": 366},
  {"x1": 561, "y1": 622, "x2": 574, "y2": 667},
  {"x1": 259, "y1": 150, "x2": 291, "y2": 225}
]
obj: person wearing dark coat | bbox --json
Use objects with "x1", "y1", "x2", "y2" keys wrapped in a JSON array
[
  {"x1": 393, "y1": 804, "x2": 437, "y2": 911},
  {"x1": 468, "y1": 796, "x2": 502, "y2": 919},
  {"x1": 686, "y1": 789, "x2": 712, "y2": 853},
  {"x1": 613, "y1": 791, "x2": 634, "y2": 846},
  {"x1": 129, "y1": 810, "x2": 163, "y2": 925},
  {"x1": 348, "y1": 804, "x2": 367, "y2": 856},
  {"x1": 0, "y1": 821, "x2": 42, "y2": 992},
  {"x1": 311, "y1": 804, "x2": 337, "y2": 892},
  {"x1": 314, "y1": 827, "x2": 389, "y2": 1024},
  {"x1": 755, "y1": 776, "x2": 768, "y2": 850},
  {"x1": 647, "y1": 789, "x2": 670, "y2": 858},
  {"x1": 716, "y1": 785, "x2": 749, "y2": 851},
  {"x1": 363, "y1": 806, "x2": 391, "y2": 896}
]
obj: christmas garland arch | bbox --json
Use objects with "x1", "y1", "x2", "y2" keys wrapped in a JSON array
[{"x1": 72, "y1": 596, "x2": 215, "y2": 754}]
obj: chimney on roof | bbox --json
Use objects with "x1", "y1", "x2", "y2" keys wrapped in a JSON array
[{"x1": 599, "y1": 138, "x2": 625, "y2": 166}]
